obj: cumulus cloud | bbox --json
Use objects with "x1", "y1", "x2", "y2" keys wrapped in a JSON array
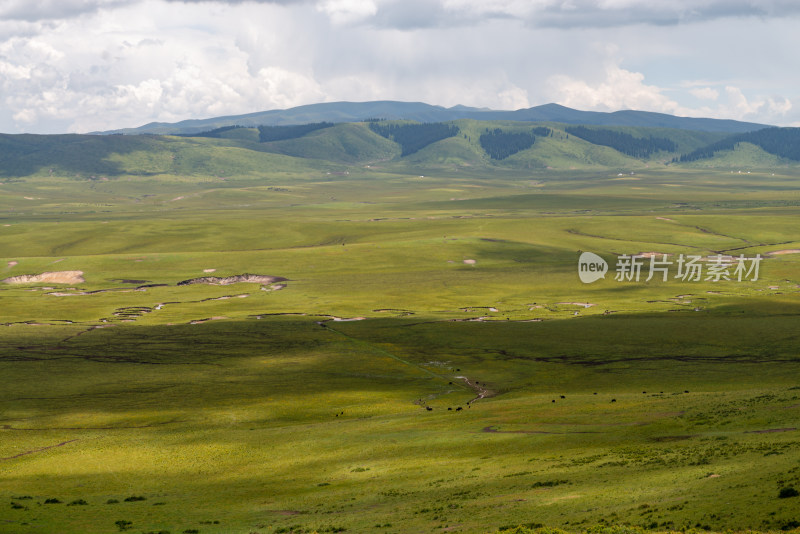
[
  {"x1": 547, "y1": 63, "x2": 686, "y2": 115},
  {"x1": 546, "y1": 63, "x2": 794, "y2": 124},
  {"x1": 0, "y1": 1, "x2": 331, "y2": 132},
  {"x1": 0, "y1": 0, "x2": 799, "y2": 132},
  {"x1": 718, "y1": 86, "x2": 792, "y2": 121}
]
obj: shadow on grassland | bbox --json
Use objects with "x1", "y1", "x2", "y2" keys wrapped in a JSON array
[{"x1": 333, "y1": 300, "x2": 800, "y2": 368}]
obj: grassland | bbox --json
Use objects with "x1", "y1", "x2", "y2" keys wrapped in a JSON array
[{"x1": 0, "y1": 141, "x2": 799, "y2": 534}]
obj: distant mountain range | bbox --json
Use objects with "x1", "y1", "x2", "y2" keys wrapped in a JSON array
[
  {"x1": 6, "y1": 114, "x2": 796, "y2": 180},
  {"x1": 98, "y1": 101, "x2": 770, "y2": 135}
]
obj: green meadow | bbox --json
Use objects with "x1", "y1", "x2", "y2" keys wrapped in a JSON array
[{"x1": 0, "y1": 132, "x2": 799, "y2": 534}]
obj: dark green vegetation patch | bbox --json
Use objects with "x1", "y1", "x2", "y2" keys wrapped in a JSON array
[
  {"x1": 368, "y1": 120, "x2": 460, "y2": 156},
  {"x1": 676, "y1": 126, "x2": 800, "y2": 163},
  {"x1": 479, "y1": 127, "x2": 551, "y2": 160},
  {"x1": 565, "y1": 125, "x2": 677, "y2": 158},
  {"x1": 257, "y1": 122, "x2": 335, "y2": 142}
]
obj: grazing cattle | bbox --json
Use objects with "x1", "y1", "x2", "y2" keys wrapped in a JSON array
[
  {"x1": 456, "y1": 407, "x2": 463, "y2": 411},
  {"x1": 552, "y1": 399, "x2": 556, "y2": 403},
  {"x1": 448, "y1": 407, "x2": 452, "y2": 411},
  {"x1": 560, "y1": 395, "x2": 565, "y2": 399},
  {"x1": 611, "y1": 399, "x2": 617, "y2": 403},
  {"x1": 426, "y1": 406, "x2": 433, "y2": 411}
]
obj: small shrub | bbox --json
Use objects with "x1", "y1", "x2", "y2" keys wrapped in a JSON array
[
  {"x1": 115, "y1": 519, "x2": 133, "y2": 531},
  {"x1": 106, "y1": 499, "x2": 120, "y2": 504},
  {"x1": 182, "y1": 530, "x2": 200, "y2": 534},
  {"x1": 498, "y1": 526, "x2": 565, "y2": 534},
  {"x1": 531, "y1": 480, "x2": 569, "y2": 488},
  {"x1": 10, "y1": 502, "x2": 26, "y2": 510},
  {"x1": 782, "y1": 520, "x2": 800, "y2": 531},
  {"x1": 12, "y1": 496, "x2": 33, "y2": 500},
  {"x1": 497, "y1": 523, "x2": 544, "y2": 532},
  {"x1": 44, "y1": 498, "x2": 62, "y2": 504},
  {"x1": 123, "y1": 495, "x2": 147, "y2": 502},
  {"x1": 585, "y1": 526, "x2": 648, "y2": 534},
  {"x1": 67, "y1": 499, "x2": 88, "y2": 506},
  {"x1": 503, "y1": 471, "x2": 532, "y2": 478},
  {"x1": 779, "y1": 487, "x2": 799, "y2": 498}
]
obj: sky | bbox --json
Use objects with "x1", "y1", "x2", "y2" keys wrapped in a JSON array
[{"x1": 0, "y1": 0, "x2": 799, "y2": 133}]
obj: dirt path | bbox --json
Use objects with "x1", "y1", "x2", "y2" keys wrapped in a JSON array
[
  {"x1": 320, "y1": 322, "x2": 472, "y2": 410},
  {"x1": 482, "y1": 426, "x2": 598, "y2": 435},
  {"x1": 322, "y1": 323, "x2": 445, "y2": 382},
  {"x1": 566, "y1": 229, "x2": 706, "y2": 250},
  {"x1": 455, "y1": 375, "x2": 493, "y2": 403},
  {"x1": 0, "y1": 439, "x2": 80, "y2": 461},
  {"x1": 321, "y1": 321, "x2": 497, "y2": 406},
  {"x1": 567, "y1": 225, "x2": 787, "y2": 255},
  {"x1": 1, "y1": 419, "x2": 185, "y2": 431},
  {"x1": 746, "y1": 427, "x2": 797, "y2": 434},
  {"x1": 767, "y1": 249, "x2": 800, "y2": 256}
]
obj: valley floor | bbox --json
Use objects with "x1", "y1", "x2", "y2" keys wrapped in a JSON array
[{"x1": 1, "y1": 166, "x2": 799, "y2": 533}]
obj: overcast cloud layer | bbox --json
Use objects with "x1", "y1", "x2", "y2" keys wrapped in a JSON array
[{"x1": 0, "y1": 0, "x2": 798, "y2": 133}]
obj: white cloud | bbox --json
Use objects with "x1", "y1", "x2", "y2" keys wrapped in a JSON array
[
  {"x1": 717, "y1": 86, "x2": 792, "y2": 121},
  {"x1": 723, "y1": 86, "x2": 761, "y2": 117},
  {"x1": 316, "y1": 0, "x2": 377, "y2": 24},
  {"x1": 547, "y1": 62, "x2": 685, "y2": 114},
  {"x1": 441, "y1": 0, "x2": 539, "y2": 18},
  {"x1": 497, "y1": 86, "x2": 530, "y2": 110},
  {"x1": 690, "y1": 87, "x2": 719, "y2": 101},
  {"x1": 767, "y1": 96, "x2": 792, "y2": 115},
  {"x1": 546, "y1": 64, "x2": 794, "y2": 125},
  {"x1": 0, "y1": 0, "x2": 134, "y2": 22},
  {"x1": 0, "y1": 0, "x2": 799, "y2": 132},
  {"x1": 0, "y1": 1, "x2": 333, "y2": 132}
]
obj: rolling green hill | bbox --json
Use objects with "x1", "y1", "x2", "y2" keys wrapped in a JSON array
[
  {"x1": 262, "y1": 122, "x2": 400, "y2": 163},
  {"x1": 0, "y1": 133, "x2": 330, "y2": 179},
  {"x1": 3, "y1": 120, "x2": 799, "y2": 180}
]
